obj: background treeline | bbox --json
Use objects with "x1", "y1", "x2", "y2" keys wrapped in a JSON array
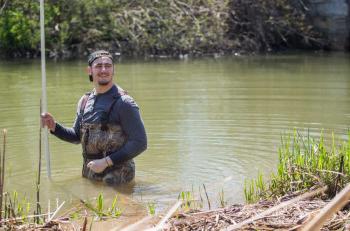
[{"x1": 0, "y1": 0, "x2": 324, "y2": 59}]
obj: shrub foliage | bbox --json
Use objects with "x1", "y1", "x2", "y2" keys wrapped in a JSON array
[{"x1": 0, "y1": 0, "x2": 323, "y2": 58}]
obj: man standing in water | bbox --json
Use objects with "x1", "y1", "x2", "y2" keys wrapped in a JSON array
[{"x1": 41, "y1": 50, "x2": 147, "y2": 185}]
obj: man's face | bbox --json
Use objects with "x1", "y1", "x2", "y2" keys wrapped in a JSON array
[{"x1": 89, "y1": 57, "x2": 114, "y2": 86}]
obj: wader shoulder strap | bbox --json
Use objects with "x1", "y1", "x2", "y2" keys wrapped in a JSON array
[
  {"x1": 107, "y1": 88, "x2": 128, "y2": 118},
  {"x1": 79, "y1": 92, "x2": 91, "y2": 115}
]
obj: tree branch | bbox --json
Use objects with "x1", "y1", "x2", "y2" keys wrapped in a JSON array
[{"x1": 0, "y1": 0, "x2": 9, "y2": 15}]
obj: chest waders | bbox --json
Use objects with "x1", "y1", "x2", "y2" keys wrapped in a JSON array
[{"x1": 79, "y1": 93, "x2": 135, "y2": 185}]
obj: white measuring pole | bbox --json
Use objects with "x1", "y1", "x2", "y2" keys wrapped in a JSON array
[{"x1": 40, "y1": 0, "x2": 51, "y2": 179}]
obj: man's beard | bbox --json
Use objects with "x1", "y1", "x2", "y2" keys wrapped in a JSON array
[
  {"x1": 98, "y1": 79, "x2": 111, "y2": 86},
  {"x1": 98, "y1": 81, "x2": 110, "y2": 86}
]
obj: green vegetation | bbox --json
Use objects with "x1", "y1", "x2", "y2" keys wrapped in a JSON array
[
  {"x1": 80, "y1": 193, "x2": 122, "y2": 220},
  {"x1": 69, "y1": 210, "x2": 81, "y2": 220},
  {"x1": 218, "y1": 188, "x2": 226, "y2": 207},
  {"x1": 178, "y1": 191, "x2": 195, "y2": 211},
  {"x1": 178, "y1": 189, "x2": 207, "y2": 212},
  {"x1": 2, "y1": 191, "x2": 31, "y2": 222},
  {"x1": 0, "y1": 0, "x2": 323, "y2": 58},
  {"x1": 146, "y1": 201, "x2": 156, "y2": 215},
  {"x1": 244, "y1": 130, "x2": 350, "y2": 203}
]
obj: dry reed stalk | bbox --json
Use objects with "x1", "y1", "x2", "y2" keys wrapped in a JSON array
[
  {"x1": 0, "y1": 131, "x2": 2, "y2": 223},
  {"x1": 0, "y1": 129, "x2": 7, "y2": 223},
  {"x1": 203, "y1": 184, "x2": 211, "y2": 210},
  {"x1": 7, "y1": 193, "x2": 16, "y2": 218},
  {"x1": 302, "y1": 184, "x2": 350, "y2": 230},
  {"x1": 333, "y1": 155, "x2": 344, "y2": 196},
  {"x1": 82, "y1": 210, "x2": 88, "y2": 231},
  {"x1": 3, "y1": 192, "x2": 7, "y2": 219},
  {"x1": 48, "y1": 199, "x2": 51, "y2": 221},
  {"x1": 36, "y1": 100, "x2": 42, "y2": 224},
  {"x1": 222, "y1": 186, "x2": 328, "y2": 231}
]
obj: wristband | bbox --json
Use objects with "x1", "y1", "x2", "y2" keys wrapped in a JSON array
[
  {"x1": 106, "y1": 156, "x2": 113, "y2": 167},
  {"x1": 104, "y1": 157, "x2": 110, "y2": 167}
]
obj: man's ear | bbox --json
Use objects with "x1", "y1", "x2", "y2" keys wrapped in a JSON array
[
  {"x1": 87, "y1": 66, "x2": 92, "y2": 75},
  {"x1": 87, "y1": 66, "x2": 93, "y2": 82}
]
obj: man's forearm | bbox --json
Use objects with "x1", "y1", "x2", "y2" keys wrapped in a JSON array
[{"x1": 51, "y1": 122, "x2": 81, "y2": 144}]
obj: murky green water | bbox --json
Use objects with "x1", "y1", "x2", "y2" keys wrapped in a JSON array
[{"x1": 0, "y1": 53, "x2": 349, "y2": 213}]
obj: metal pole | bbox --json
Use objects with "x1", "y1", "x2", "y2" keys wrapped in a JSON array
[{"x1": 40, "y1": 0, "x2": 51, "y2": 179}]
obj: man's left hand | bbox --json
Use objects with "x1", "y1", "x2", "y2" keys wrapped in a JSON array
[{"x1": 87, "y1": 158, "x2": 108, "y2": 173}]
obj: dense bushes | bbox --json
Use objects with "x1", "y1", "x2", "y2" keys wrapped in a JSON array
[
  {"x1": 227, "y1": 0, "x2": 324, "y2": 52},
  {"x1": 0, "y1": 1, "x2": 40, "y2": 57},
  {"x1": 0, "y1": 0, "x2": 323, "y2": 58}
]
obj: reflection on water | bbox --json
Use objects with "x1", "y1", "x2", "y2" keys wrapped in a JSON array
[{"x1": 0, "y1": 53, "x2": 349, "y2": 212}]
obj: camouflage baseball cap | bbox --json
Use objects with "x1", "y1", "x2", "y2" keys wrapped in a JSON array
[{"x1": 88, "y1": 50, "x2": 113, "y2": 66}]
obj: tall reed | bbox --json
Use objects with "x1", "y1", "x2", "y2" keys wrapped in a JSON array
[
  {"x1": 0, "y1": 129, "x2": 7, "y2": 223},
  {"x1": 244, "y1": 130, "x2": 350, "y2": 203},
  {"x1": 202, "y1": 184, "x2": 211, "y2": 210},
  {"x1": 36, "y1": 101, "x2": 42, "y2": 223},
  {"x1": 218, "y1": 188, "x2": 226, "y2": 207}
]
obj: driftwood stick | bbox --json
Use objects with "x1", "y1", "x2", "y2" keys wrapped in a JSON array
[
  {"x1": 302, "y1": 184, "x2": 350, "y2": 231},
  {"x1": 118, "y1": 216, "x2": 153, "y2": 231},
  {"x1": 148, "y1": 201, "x2": 182, "y2": 231},
  {"x1": 222, "y1": 186, "x2": 327, "y2": 231}
]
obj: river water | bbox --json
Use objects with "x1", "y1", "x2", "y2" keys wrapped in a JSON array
[{"x1": 0, "y1": 52, "x2": 349, "y2": 214}]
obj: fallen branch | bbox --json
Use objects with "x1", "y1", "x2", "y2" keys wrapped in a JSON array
[
  {"x1": 0, "y1": 0, "x2": 8, "y2": 15},
  {"x1": 148, "y1": 201, "x2": 182, "y2": 231},
  {"x1": 118, "y1": 216, "x2": 153, "y2": 231},
  {"x1": 302, "y1": 184, "x2": 350, "y2": 230}
]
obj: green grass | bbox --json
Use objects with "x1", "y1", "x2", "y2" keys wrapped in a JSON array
[
  {"x1": 177, "y1": 189, "x2": 206, "y2": 211},
  {"x1": 244, "y1": 130, "x2": 350, "y2": 203},
  {"x1": 108, "y1": 194, "x2": 122, "y2": 218},
  {"x1": 146, "y1": 202, "x2": 156, "y2": 215},
  {"x1": 81, "y1": 193, "x2": 122, "y2": 220},
  {"x1": 1, "y1": 191, "x2": 32, "y2": 222},
  {"x1": 218, "y1": 188, "x2": 226, "y2": 207},
  {"x1": 178, "y1": 191, "x2": 194, "y2": 211}
]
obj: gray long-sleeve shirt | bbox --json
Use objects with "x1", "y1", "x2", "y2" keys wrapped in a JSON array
[{"x1": 52, "y1": 84, "x2": 147, "y2": 164}]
